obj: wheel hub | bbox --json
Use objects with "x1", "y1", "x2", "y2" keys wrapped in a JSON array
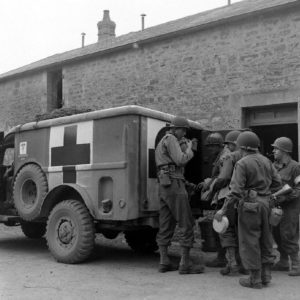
[
  {"x1": 21, "y1": 179, "x2": 37, "y2": 206},
  {"x1": 57, "y1": 218, "x2": 75, "y2": 245}
]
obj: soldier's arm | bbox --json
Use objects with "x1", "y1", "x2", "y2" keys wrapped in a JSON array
[
  {"x1": 213, "y1": 155, "x2": 234, "y2": 192},
  {"x1": 270, "y1": 163, "x2": 282, "y2": 194},
  {"x1": 166, "y1": 135, "x2": 194, "y2": 166},
  {"x1": 277, "y1": 165, "x2": 300, "y2": 204},
  {"x1": 214, "y1": 162, "x2": 245, "y2": 219},
  {"x1": 222, "y1": 162, "x2": 246, "y2": 211}
]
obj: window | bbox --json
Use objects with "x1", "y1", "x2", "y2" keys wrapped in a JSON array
[{"x1": 47, "y1": 69, "x2": 63, "y2": 111}]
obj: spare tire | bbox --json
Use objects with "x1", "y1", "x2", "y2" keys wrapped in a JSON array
[{"x1": 13, "y1": 164, "x2": 48, "y2": 221}]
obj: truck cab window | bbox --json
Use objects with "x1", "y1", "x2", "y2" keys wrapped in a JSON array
[{"x1": 3, "y1": 148, "x2": 14, "y2": 166}]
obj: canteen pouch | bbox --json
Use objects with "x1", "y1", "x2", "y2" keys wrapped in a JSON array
[
  {"x1": 269, "y1": 207, "x2": 283, "y2": 226},
  {"x1": 158, "y1": 170, "x2": 171, "y2": 187}
]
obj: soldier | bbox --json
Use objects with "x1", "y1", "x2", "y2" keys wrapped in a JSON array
[
  {"x1": 201, "y1": 132, "x2": 229, "y2": 268},
  {"x1": 155, "y1": 116, "x2": 204, "y2": 274},
  {"x1": 215, "y1": 131, "x2": 282, "y2": 288},
  {"x1": 215, "y1": 130, "x2": 245, "y2": 276},
  {"x1": 271, "y1": 137, "x2": 300, "y2": 276}
]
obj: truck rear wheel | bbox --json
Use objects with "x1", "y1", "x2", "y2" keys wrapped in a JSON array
[
  {"x1": 125, "y1": 228, "x2": 158, "y2": 253},
  {"x1": 46, "y1": 200, "x2": 95, "y2": 264},
  {"x1": 13, "y1": 164, "x2": 48, "y2": 221},
  {"x1": 20, "y1": 221, "x2": 46, "y2": 239}
]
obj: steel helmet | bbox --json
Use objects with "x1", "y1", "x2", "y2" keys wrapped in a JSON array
[
  {"x1": 205, "y1": 132, "x2": 224, "y2": 146},
  {"x1": 271, "y1": 137, "x2": 293, "y2": 153},
  {"x1": 170, "y1": 116, "x2": 190, "y2": 128},
  {"x1": 224, "y1": 130, "x2": 241, "y2": 145},
  {"x1": 236, "y1": 131, "x2": 260, "y2": 151}
]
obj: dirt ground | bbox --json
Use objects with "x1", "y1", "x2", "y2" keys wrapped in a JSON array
[{"x1": 0, "y1": 224, "x2": 299, "y2": 300}]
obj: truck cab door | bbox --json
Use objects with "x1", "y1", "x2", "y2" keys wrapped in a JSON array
[{"x1": 0, "y1": 133, "x2": 15, "y2": 205}]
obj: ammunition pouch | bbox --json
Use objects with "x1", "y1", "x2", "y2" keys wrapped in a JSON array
[
  {"x1": 157, "y1": 165, "x2": 175, "y2": 187},
  {"x1": 269, "y1": 207, "x2": 283, "y2": 226},
  {"x1": 157, "y1": 170, "x2": 171, "y2": 187}
]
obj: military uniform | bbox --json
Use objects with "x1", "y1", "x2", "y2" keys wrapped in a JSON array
[
  {"x1": 155, "y1": 132, "x2": 194, "y2": 248},
  {"x1": 227, "y1": 152, "x2": 282, "y2": 287},
  {"x1": 273, "y1": 158, "x2": 300, "y2": 272},
  {"x1": 218, "y1": 150, "x2": 243, "y2": 240},
  {"x1": 202, "y1": 146, "x2": 231, "y2": 267}
]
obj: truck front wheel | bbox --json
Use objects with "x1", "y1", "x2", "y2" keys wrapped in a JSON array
[
  {"x1": 46, "y1": 200, "x2": 95, "y2": 264},
  {"x1": 125, "y1": 228, "x2": 158, "y2": 253}
]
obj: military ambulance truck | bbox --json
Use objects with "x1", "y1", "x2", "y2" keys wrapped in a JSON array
[{"x1": 0, "y1": 105, "x2": 210, "y2": 263}]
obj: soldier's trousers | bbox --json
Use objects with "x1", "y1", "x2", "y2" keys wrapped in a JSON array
[
  {"x1": 219, "y1": 202, "x2": 238, "y2": 248},
  {"x1": 273, "y1": 204, "x2": 300, "y2": 257},
  {"x1": 238, "y1": 197, "x2": 276, "y2": 270},
  {"x1": 156, "y1": 179, "x2": 195, "y2": 248}
]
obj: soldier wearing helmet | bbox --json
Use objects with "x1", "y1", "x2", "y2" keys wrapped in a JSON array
[
  {"x1": 224, "y1": 130, "x2": 241, "y2": 152},
  {"x1": 210, "y1": 130, "x2": 250, "y2": 276},
  {"x1": 155, "y1": 115, "x2": 204, "y2": 275},
  {"x1": 271, "y1": 137, "x2": 300, "y2": 276},
  {"x1": 215, "y1": 131, "x2": 282, "y2": 288},
  {"x1": 199, "y1": 132, "x2": 230, "y2": 268}
]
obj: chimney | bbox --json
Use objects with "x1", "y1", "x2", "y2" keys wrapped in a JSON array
[
  {"x1": 97, "y1": 10, "x2": 116, "y2": 42},
  {"x1": 81, "y1": 32, "x2": 86, "y2": 47},
  {"x1": 141, "y1": 14, "x2": 146, "y2": 30}
]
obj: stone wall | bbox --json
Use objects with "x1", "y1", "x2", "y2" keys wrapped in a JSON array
[
  {"x1": 63, "y1": 7, "x2": 300, "y2": 130},
  {"x1": 0, "y1": 72, "x2": 47, "y2": 132},
  {"x1": 1, "y1": 6, "x2": 300, "y2": 132}
]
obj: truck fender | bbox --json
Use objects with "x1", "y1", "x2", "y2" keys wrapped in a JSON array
[{"x1": 39, "y1": 184, "x2": 96, "y2": 219}]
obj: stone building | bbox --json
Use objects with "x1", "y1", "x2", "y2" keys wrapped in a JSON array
[{"x1": 0, "y1": 0, "x2": 299, "y2": 158}]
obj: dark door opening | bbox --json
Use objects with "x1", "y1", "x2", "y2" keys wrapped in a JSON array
[{"x1": 252, "y1": 124, "x2": 298, "y2": 161}]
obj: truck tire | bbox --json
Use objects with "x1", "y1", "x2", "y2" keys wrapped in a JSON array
[
  {"x1": 13, "y1": 164, "x2": 48, "y2": 221},
  {"x1": 20, "y1": 221, "x2": 46, "y2": 239},
  {"x1": 46, "y1": 200, "x2": 95, "y2": 264},
  {"x1": 125, "y1": 228, "x2": 158, "y2": 253}
]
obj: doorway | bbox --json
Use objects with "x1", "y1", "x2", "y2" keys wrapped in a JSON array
[
  {"x1": 243, "y1": 103, "x2": 298, "y2": 161},
  {"x1": 252, "y1": 124, "x2": 298, "y2": 161}
]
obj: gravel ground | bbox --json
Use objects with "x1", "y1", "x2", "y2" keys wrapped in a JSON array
[{"x1": 0, "y1": 224, "x2": 299, "y2": 300}]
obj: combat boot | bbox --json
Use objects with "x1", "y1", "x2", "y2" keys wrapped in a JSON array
[
  {"x1": 239, "y1": 265, "x2": 250, "y2": 275},
  {"x1": 239, "y1": 270, "x2": 263, "y2": 289},
  {"x1": 178, "y1": 247, "x2": 205, "y2": 275},
  {"x1": 220, "y1": 247, "x2": 239, "y2": 276},
  {"x1": 288, "y1": 253, "x2": 300, "y2": 276},
  {"x1": 158, "y1": 246, "x2": 178, "y2": 273},
  {"x1": 272, "y1": 254, "x2": 289, "y2": 271},
  {"x1": 261, "y1": 264, "x2": 272, "y2": 286}
]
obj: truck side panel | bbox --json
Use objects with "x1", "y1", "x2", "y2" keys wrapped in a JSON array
[{"x1": 14, "y1": 128, "x2": 50, "y2": 172}]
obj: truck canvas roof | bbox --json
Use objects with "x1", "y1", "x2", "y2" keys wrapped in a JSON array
[{"x1": 7, "y1": 105, "x2": 203, "y2": 134}]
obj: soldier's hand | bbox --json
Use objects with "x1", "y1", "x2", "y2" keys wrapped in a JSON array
[
  {"x1": 202, "y1": 180, "x2": 210, "y2": 192},
  {"x1": 214, "y1": 210, "x2": 224, "y2": 222},
  {"x1": 186, "y1": 182, "x2": 197, "y2": 191},
  {"x1": 191, "y1": 138, "x2": 198, "y2": 151},
  {"x1": 186, "y1": 140, "x2": 193, "y2": 151},
  {"x1": 270, "y1": 195, "x2": 276, "y2": 208},
  {"x1": 196, "y1": 182, "x2": 204, "y2": 191}
]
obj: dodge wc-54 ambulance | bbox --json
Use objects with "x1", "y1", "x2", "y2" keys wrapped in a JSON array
[{"x1": 0, "y1": 105, "x2": 209, "y2": 263}]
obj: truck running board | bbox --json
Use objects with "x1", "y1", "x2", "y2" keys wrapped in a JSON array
[{"x1": 0, "y1": 215, "x2": 20, "y2": 226}]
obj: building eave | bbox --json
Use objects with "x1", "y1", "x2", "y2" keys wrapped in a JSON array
[{"x1": 0, "y1": 0, "x2": 299, "y2": 83}]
